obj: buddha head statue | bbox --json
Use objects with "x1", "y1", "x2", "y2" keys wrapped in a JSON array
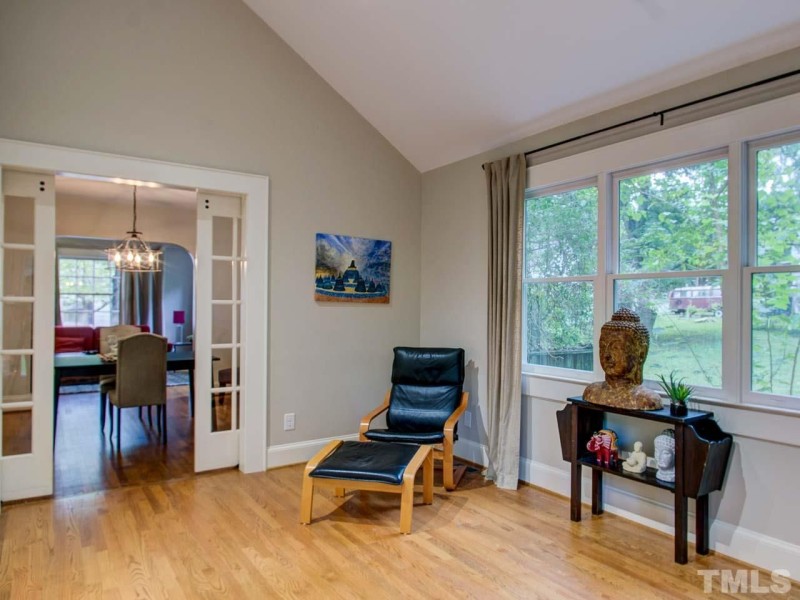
[{"x1": 598, "y1": 308, "x2": 650, "y2": 385}]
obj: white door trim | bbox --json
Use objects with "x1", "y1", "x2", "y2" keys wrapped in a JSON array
[{"x1": 0, "y1": 137, "x2": 269, "y2": 475}]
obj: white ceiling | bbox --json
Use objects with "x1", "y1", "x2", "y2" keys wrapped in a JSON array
[
  {"x1": 56, "y1": 176, "x2": 197, "y2": 209},
  {"x1": 243, "y1": 0, "x2": 800, "y2": 172}
]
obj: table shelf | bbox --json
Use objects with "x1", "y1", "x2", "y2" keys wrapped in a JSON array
[{"x1": 557, "y1": 396, "x2": 732, "y2": 564}]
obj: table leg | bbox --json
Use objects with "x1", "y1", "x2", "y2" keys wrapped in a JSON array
[
  {"x1": 188, "y1": 367, "x2": 195, "y2": 417},
  {"x1": 696, "y1": 495, "x2": 710, "y2": 555},
  {"x1": 570, "y1": 462, "x2": 582, "y2": 522},
  {"x1": 675, "y1": 425, "x2": 688, "y2": 564},
  {"x1": 53, "y1": 370, "x2": 60, "y2": 444},
  {"x1": 592, "y1": 470, "x2": 604, "y2": 515}
]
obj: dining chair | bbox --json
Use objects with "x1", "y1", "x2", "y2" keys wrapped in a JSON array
[
  {"x1": 106, "y1": 333, "x2": 168, "y2": 447},
  {"x1": 98, "y1": 324, "x2": 144, "y2": 430}
]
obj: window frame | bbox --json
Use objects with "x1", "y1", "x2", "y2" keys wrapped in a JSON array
[
  {"x1": 522, "y1": 177, "x2": 600, "y2": 381},
  {"x1": 58, "y1": 256, "x2": 121, "y2": 328},
  {"x1": 741, "y1": 131, "x2": 800, "y2": 409},
  {"x1": 521, "y1": 92, "x2": 800, "y2": 411}
]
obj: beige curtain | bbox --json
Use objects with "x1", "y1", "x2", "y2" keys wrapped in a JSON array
[{"x1": 484, "y1": 154, "x2": 526, "y2": 490}]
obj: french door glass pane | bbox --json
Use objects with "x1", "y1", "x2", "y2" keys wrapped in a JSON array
[
  {"x1": 756, "y1": 141, "x2": 800, "y2": 267},
  {"x1": 3, "y1": 196, "x2": 34, "y2": 244},
  {"x1": 212, "y1": 305, "x2": 232, "y2": 344},
  {"x1": 614, "y1": 276, "x2": 723, "y2": 388},
  {"x1": 525, "y1": 282, "x2": 593, "y2": 371},
  {"x1": 212, "y1": 217, "x2": 233, "y2": 256},
  {"x1": 3, "y1": 249, "x2": 34, "y2": 297},
  {"x1": 751, "y1": 272, "x2": 800, "y2": 397},
  {"x1": 212, "y1": 260, "x2": 232, "y2": 300},
  {"x1": 2, "y1": 303, "x2": 33, "y2": 350},
  {"x1": 2, "y1": 355, "x2": 33, "y2": 401},
  {"x1": 525, "y1": 186, "x2": 597, "y2": 278},
  {"x1": 2, "y1": 408, "x2": 32, "y2": 456},
  {"x1": 618, "y1": 158, "x2": 728, "y2": 273},
  {"x1": 212, "y1": 347, "x2": 232, "y2": 432}
]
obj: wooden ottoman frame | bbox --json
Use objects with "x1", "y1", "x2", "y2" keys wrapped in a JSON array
[{"x1": 300, "y1": 440, "x2": 433, "y2": 534}]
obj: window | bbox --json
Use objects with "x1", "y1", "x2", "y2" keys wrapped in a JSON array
[
  {"x1": 747, "y1": 136, "x2": 800, "y2": 402},
  {"x1": 524, "y1": 183, "x2": 597, "y2": 373},
  {"x1": 613, "y1": 152, "x2": 728, "y2": 389},
  {"x1": 58, "y1": 258, "x2": 120, "y2": 327},
  {"x1": 522, "y1": 96, "x2": 800, "y2": 409}
]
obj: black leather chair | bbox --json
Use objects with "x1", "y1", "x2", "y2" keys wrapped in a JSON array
[{"x1": 359, "y1": 347, "x2": 468, "y2": 490}]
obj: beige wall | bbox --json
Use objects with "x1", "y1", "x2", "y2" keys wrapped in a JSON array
[
  {"x1": 0, "y1": 0, "x2": 421, "y2": 445},
  {"x1": 56, "y1": 193, "x2": 197, "y2": 254},
  {"x1": 420, "y1": 49, "x2": 800, "y2": 572}
]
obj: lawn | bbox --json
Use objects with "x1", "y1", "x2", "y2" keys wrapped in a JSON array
[{"x1": 645, "y1": 312, "x2": 800, "y2": 396}]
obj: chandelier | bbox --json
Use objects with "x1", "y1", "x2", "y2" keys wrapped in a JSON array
[{"x1": 106, "y1": 186, "x2": 162, "y2": 271}]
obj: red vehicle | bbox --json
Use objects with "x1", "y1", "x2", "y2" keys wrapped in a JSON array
[{"x1": 668, "y1": 286, "x2": 722, "y2": 315}]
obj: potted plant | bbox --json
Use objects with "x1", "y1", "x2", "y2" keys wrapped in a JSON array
[{"x1": 657, "y1": 371, "x2": 693, "y2": 416}]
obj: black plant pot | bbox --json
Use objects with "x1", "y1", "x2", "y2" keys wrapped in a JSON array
[{"x1": 670, "y1": 403, "x2": 688, "y2": 417}]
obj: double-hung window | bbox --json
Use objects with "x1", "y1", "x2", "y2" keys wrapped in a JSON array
[
  {"x1": 522, "y1": 94, "x2": 800, "y2": 410},
  {"x1": 745, "y1": 134, "x2": 800, "y2": 408},
  {"x1": 58, "y1": 257, "x2": 120, "y2": 327},
  {"x1": 524, "y1": 182, "x2": 597, "y2": 376}
]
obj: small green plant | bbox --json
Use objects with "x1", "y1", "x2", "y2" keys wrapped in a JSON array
[{"x1": 656, "y1": 370, "x2": 694, "y2": 405}]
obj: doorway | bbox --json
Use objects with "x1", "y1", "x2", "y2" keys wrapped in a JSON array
[{"x1": 0, "y1": 138, "x2": 268, "y2": 503}]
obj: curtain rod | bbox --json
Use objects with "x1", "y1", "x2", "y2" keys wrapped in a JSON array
[{"x1": 482, "y1": 67, "x2": 800, "y2": 170}]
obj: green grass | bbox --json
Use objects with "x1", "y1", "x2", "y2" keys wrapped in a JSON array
[{"x1": 644, "y1": 312, "x2": 800, "y2": 396}]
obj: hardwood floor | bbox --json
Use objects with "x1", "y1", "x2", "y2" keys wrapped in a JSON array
[
  {"x1": 54, "y1": 385, "x2": 197, "y2": 497},
  {"x1": 1, "y1": 464, "x2": 793, "y2": 599}
]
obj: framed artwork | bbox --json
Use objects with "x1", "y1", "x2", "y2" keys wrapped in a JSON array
[{"x1": 315, "y1": 233, "x2": 391, "y2": 303}]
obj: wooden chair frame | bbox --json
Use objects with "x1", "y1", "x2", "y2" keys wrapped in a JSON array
[
  {"x1": 359, "y1": 390, "x2": 469, "y2": 491},
  {"x1": 300, "y1": 440, "x2": 433, "y2": 534}
]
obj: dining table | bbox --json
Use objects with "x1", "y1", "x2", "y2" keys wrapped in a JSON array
[{"x1": 53, "y1": 350, "x2": 196, "y2": 437}]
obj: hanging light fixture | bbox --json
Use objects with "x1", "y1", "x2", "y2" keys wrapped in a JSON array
[{"x1": 106, "y1": 185, "x2": 162, "y2": 271}]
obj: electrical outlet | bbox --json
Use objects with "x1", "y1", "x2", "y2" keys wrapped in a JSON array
[
  {"x1": 283, "y1": 413, "x2": 296, "y2": 431},
  {"x1": 464, "y1": 410, "x2": 472, "y2": 428}
]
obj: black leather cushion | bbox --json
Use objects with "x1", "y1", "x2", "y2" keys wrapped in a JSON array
[
  {"x1": 363, "y1": 429, "x2": 445, "y2": 444},
  {"x1": 310, "y1": 441, "x2": 420, "y2": 485},
  {"x1": 386, "y1": 347, "x2": 465, "y2": 434}
]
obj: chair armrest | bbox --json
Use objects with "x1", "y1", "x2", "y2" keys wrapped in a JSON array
[
  {"x1": 304, "y1": 440, "x2": 343, "y2": 475},
  {"x1": 443, "y1": 392, "x2": 469, "y2": 441},
  {"x1": 359, "y1": 390, "x2": 391, "y2": 437}
]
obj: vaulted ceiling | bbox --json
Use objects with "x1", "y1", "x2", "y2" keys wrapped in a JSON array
[{"x1": 243, "y1": 0, "x2": 800, "y2": 172}]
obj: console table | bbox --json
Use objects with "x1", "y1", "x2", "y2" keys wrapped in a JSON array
[{"x1": 556, "y1": 396, "x2": 732, "y2": 564}]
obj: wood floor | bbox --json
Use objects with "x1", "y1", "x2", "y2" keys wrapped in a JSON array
[
  {"x1": 52, "y1": 386, "x2": 199, "y2": 497},
  {"x1": 1, "y1": 464, "x2": 793, "y2": 599}
]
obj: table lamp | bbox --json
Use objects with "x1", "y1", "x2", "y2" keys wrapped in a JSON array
[{"x1": 173, "y1": 310, "x2": 186, "y2": 343}]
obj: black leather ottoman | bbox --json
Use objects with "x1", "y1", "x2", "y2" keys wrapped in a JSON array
[{"x1": 300, "y1": 440, "x2": 433, "y2": 534}]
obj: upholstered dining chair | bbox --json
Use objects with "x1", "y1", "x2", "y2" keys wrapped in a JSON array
[
  {"x1": 98, "y1": 324, "x2": 144, "y2": 429},
  {"x1": 106, "y1": 333, "x2": 168, "y2": 447},
  {"x1": 360, "y1": 347, "x2": 469, "y2": 491}
]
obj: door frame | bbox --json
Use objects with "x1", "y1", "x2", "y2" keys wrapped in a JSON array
[{"x1": 0, "y1": 137, "x2": 269, "y2": 477}]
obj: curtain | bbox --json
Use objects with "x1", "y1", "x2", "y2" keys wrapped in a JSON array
[
  {"x1": 54, "y1": 250, "x2": 62, "y2": 326},
  {"x1": 120, "y1": 270, "x2": 164, "y2": 334},
  {"x1": 484, "y1": 154, "x2": 526, "y2": 490}
]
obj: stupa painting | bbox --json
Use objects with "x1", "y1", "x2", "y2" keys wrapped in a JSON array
[{"x1": 315, "y1": 233, "x2": 391, "y2": 303}]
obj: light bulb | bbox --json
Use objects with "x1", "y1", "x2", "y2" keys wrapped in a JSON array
[
  {"x1": 134, "y1": 253, "x2": 142, "y2": 265},
  {"x1": 148, "y1": 252, "x2": 154, "y2": 264},
  {"x1": 127, "y1": 250, "x2": 134, "y2": 261},
  {"x1": 114, "y1": 251, "x2": 121, "y2": 264}
]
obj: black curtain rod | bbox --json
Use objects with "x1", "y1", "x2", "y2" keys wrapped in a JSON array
[{"x1": 482, "y1": 67, "x2": 800, "y2": 169}]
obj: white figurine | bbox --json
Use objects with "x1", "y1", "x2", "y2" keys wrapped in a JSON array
[
  {"x1": 622, "y1": 441, "x2": 647, "y2": 474},
  {"x1": 654, "y1": 429, "x2": 676, "y2": 483}
]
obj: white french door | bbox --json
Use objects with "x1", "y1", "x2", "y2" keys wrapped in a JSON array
[
  {"x1": 0, "y1": 170, "x2": 55, "y2": 501},
  {"x1": 194, "y1": 192, "x2": 244, "y2": 471}
]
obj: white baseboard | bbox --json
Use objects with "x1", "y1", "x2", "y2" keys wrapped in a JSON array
[
  {"x1": 267, "y1": 433, "x2": 360, "y2": 468},
  {"x1": 455, "y1": 438, "x2": 800, "y2": 575}
]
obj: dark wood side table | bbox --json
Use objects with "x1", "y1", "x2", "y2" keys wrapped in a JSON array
[{"x1": 557, "y1": 396, "x2": 732, "y2": 564}]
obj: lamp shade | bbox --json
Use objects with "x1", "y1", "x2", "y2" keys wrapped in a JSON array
[{"x1": 173, "y1": 310, "x2": 186, "y2": 325}]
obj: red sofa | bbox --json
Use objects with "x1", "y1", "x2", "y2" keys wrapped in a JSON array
[{"x1": 55, "y1": 325, "x2": 152, "y2": 353}]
